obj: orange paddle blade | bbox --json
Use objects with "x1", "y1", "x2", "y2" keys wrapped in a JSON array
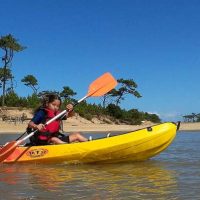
[
  {"x1": 87, "y1": 72, "x2": 117, "y2": 97},
  {"x1": 0, "y1": 141, "x2": 18, "y2": 162}
]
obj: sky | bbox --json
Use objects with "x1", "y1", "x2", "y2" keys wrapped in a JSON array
[{"x1": 0, "y1": 0, "x2": 200, "y2": 121}]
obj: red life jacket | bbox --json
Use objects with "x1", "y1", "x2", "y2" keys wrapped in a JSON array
[{"x1": 38, "y1": 108, "x2": 61, "y2": 141}]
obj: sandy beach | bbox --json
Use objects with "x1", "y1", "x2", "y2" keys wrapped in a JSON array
[
  {"x1": 0, "y1": 116, "x2": 154, "y2": 133},
  {"x1": 0, "y1": 107, "x2": 199, "y2": 133},
  {"x1": 0, "y1": 117, "x2": 199, "y2": 134}
]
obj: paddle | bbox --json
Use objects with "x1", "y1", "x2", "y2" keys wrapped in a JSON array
[{"x1": 0, "y1": 72, "x2": 117, "y2": 162}]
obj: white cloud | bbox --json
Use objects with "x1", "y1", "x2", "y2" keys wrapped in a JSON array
[
  {"x1": 147, "y1": 111, "x2": 161, "y2": 116},
  {"x1": 147, "y1": 111, "x2": 182, "y2": 122}
]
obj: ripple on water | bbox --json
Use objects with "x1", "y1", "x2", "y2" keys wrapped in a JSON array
[{"x1": 0, "y1": 131, "x2": 200, "y2": 199}]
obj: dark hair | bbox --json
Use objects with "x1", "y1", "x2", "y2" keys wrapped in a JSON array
[
  {"x1": 34, "y1": 94, "x2": 61, "y2": 113},
  {"x1": 42, "y1": 94, "x2": 61, "y2": 106}
]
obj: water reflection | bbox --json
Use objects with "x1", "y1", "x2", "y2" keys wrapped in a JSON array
[{"x1": 0, "y1": 161, "x2": 178, "y2": 200}]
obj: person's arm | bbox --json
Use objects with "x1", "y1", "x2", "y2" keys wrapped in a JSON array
[
  {"x1": 28, "y1": 110, "x2": 45, "y2": 131},
  {"x1": 28, "y1": 121, "x2": 45, "y2": 131}
]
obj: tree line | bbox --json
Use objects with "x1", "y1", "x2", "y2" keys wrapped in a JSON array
[
  {"x1": 0, "y1": 34, "x2": 161, "y2": 125},
  {"x1": 183, "y1": 113, "x2": 200, "y2": 122}
]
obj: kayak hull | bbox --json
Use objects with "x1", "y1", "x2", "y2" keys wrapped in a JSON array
[{"x1": 1, "y1": 122, "x2": 177, "y2": 164}]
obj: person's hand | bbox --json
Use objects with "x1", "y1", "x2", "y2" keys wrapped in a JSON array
[
  {"x1": 35, "y1": 123, "x2": 45, "y2": 131},
  {"x1": 66, "y1": 103, "x2": 74, "y2": 117},
  {"x1": 66, "y1": 104, "x2": 73, "y2": 112}
]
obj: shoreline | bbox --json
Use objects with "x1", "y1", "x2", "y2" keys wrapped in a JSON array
[
  {"x1": 0, "y1": 120, "x2": 200, "y2": 134},
  {"x1": 0, "y1": 107, "x2": 199, "y2": 133}
]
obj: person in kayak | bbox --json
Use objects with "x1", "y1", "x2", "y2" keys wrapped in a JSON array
[{"x1": 27, "y1": 94, "x2": 88, "y2": 145}]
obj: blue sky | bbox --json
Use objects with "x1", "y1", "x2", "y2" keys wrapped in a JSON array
[{"x1": 0, "y1": 0, "x2": 200, "y2": 121}]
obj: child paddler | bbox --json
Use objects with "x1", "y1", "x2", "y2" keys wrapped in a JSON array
[{"x1": 27, "y1": 94, "x2": 88, "y2": 145}]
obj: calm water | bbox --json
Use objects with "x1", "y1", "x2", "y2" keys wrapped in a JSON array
[{"x1": 0, "y1": 131, "x2": 200, "y2": 200}]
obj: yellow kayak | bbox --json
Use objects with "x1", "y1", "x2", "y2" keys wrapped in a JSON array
[{"x1": 2, "y1": 122, "x2": 178, "y2": 164}]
